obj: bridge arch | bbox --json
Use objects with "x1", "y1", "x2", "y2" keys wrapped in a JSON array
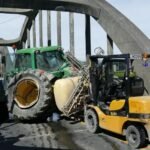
[
  {"x1": 0, "y1": 0, "x2": 150, "y2": 52},
  {"x1": 0, "y1": 0, "x2": 150, "y2": 90}
]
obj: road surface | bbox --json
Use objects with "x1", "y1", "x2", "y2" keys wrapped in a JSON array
[{"x1": 1, "y1": 117, "x2": 147, "y2": 150}]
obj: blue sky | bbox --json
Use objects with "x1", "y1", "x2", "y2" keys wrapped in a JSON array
[{"x1": 0, "y1": 1, "x2": 150, "y2": 60}]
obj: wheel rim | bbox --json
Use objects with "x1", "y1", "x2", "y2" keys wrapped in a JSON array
[
  {"x1": 14, "y1": 79, "x2": 40, "y2": 108},
  {"x1": 87, "y1": 115, "x2": 95, "y2": 128},
  {"x1": 128, "y1": 130, "x2": 138, "y2": 145}
]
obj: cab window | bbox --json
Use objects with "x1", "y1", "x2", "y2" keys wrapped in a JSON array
[{"x1": 15, "y1": 54, "x2": 32, "y2": 70}]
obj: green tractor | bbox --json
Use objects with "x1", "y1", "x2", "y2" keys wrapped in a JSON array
[{"x1": 4, "y1": 46, "x2": 80, "y2": 121}]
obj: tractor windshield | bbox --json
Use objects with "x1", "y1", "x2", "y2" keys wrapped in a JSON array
[
  {"x1": 35, "y1": 51, "x2": 65, "y2": 71},
  {"x1": 15, "y1": 54, "x2": 32, "y2": 70}
]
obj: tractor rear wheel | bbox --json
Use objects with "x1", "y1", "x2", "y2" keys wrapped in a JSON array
[
  {"x1": 8, "y1": 69, "x2": 55, "y2": 121},
  {"x1": 85, "y1": 109, "x2": 100, "y2": 133}
]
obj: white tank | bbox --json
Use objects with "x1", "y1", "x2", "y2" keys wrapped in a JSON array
[{"x1": 54, "y1": 76, "x2": 80, "y2": 112}]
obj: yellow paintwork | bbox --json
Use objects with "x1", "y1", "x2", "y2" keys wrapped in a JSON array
[
  {"x1": 89, "y1": 105, "x2": 128, "y2": 134},
  {"x1": 88, "y1": 97, "x2": 150, "y2": 135},
  {"x1": 109, "y1": 99, "x2": 125, "y2": 111},
  {"x1": 109, "y1": 96, "x2": 150, "y2": 113},
  {"x1": 129, "y1": 96, "x2": 150, "y2": 114}
]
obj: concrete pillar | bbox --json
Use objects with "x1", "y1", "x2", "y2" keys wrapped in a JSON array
[
  {"x1": 69, "y1": 13, "x2": 74, "y2": 56},
  {"x1": 22, "y1": 42, "x2": 25, "y2": 49},
  {"x1": 85, "y1": 15, "x2": 91, "y2": 57},
  {"x1": 107, "y1": 34, "x2": 113, "y2": 55},
  {"x1": 47, "y1": 11, "x2": 51, "y2": 46},
  {"x1": 39, "y1": 10, "x2": 43, "y2": 47},
  {"x1": 32, "y1": 19, "x2": 36, "y2": 47},
  {"x1": 27, "y1": 29, "x2": 30, "y2": 48},
  {"x1": 57, "y1": 11, "x2": 61, "y2": 46}
]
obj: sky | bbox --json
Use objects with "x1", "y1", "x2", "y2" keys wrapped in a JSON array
[
  {"x1": 0, "y1": 0, "x2": 150, "y2": 60},
  {"x1": 108, "y1": 0, "x2": 150, "y2": 38}
]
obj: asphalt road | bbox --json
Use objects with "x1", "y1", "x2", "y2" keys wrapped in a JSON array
[{"x1": 1, "y1": 117, "x2": 148, "y2": 150}]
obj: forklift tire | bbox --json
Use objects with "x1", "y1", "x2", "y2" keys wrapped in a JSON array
[
  {"x1": 126, "y1": 125, "x2": 147, "y2": 149},
  {"x1": 85, "y1": 109, "x2": 100, "y2": 133},
  {"x1": 8, "y1": 69, "x2": 55, "y2": 121}
]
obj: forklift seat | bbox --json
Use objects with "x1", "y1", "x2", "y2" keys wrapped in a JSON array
[{"x1": 109, "y1": 99, "x2": 125, "y2": 111}]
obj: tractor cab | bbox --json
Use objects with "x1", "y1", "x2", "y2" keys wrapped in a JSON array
[{"x1": 5, "y1": 46, "x2": 76, "y2": 80}]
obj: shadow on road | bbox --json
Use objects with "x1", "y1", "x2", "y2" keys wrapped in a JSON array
[
  {"x1": 0, "y1": 129, "x2": 68, "y2": 150},
  {"x1": 0, "y1": 121, "x2": 18, "y2": 130},
  {"x1": 0, "y1": 118, "x2": 83, "y2": 150},
  {"x1": 98, "y1": 129, "x2": 149, "y2": 150},
  {"x1": 98, "y1": 130, "x2": 125, "y2": 150},
  {"x1": 48, "y1": 121, "x2": 84, "y2": 150},
  {"x1": 0, "y1": 102, "x2": 9, "y2": 123},
  {"x1": 102, "y1": 129, "x2": 126, "y2": 141}
]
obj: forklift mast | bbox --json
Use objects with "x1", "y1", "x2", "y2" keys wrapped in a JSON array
[
  {"x1": 89, "y1": 54, "x2": 145, "y2": 113},
  {"x1": 0, "y1": 53, "x2": 3, "y2": 77}
]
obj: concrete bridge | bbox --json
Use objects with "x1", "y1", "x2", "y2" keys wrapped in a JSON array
[{"x1": 0, "y1": 0, "x2": 150, "y2": 90}]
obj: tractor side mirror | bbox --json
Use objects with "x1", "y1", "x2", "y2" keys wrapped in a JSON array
[{"x1": 2, "y1": 56, "x2": 6, "y2": 65}]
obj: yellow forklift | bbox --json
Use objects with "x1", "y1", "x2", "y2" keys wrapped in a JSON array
[{"x1": 85, "y1": 53, "x2": 150, "y2": 149}]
